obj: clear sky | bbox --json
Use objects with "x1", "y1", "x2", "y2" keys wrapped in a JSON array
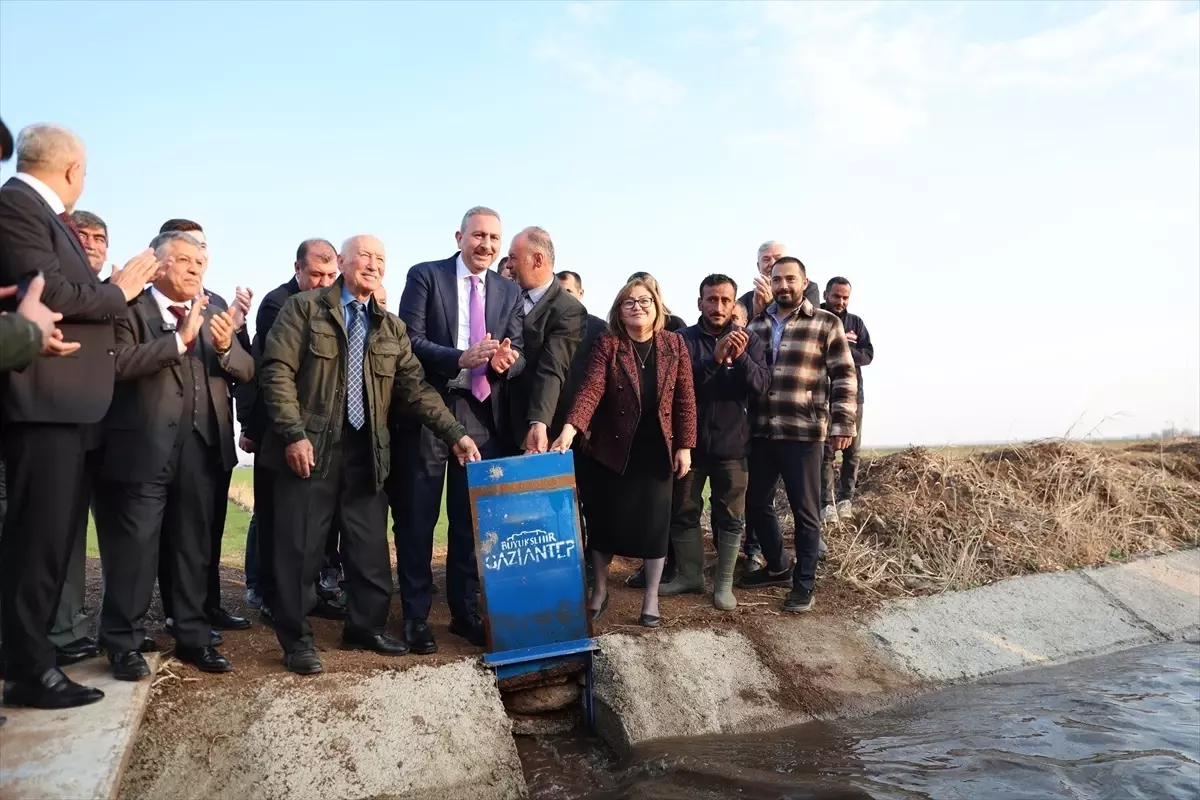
[{"x1": 1, "y1": 0, "x2": 1197, "y2": 447}]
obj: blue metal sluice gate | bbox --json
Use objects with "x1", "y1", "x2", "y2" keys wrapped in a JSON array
[{"x1": 467, "y1": 451, "x2": 598, "y2": 730}]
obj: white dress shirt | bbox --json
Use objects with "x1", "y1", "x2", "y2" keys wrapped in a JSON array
[
  {"x1": 449, "y1": 254, "x2": 490, "y2": 388},
  {"x1": 14, "y1": 172, "x2": 66, "y2": 214},
  {"x1": 522, "y1": 278, "x2": 554, "y2": 315},
  {"x1": 455, "y1": 253, "x2": 487, "y2": 350}
]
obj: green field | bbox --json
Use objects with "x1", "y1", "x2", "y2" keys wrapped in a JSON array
[{"x1": 85, "y1": 468, "x2": 450, "y2": 565}]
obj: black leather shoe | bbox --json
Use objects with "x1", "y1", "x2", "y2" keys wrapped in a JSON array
[
  {"x1": 206, "y1": 607, "x2": 252, "y2": 631},
  {"x1": 139, "y1": 636, "x2": 160, "y2": 654},
  {"x1": 404, "y1": 619, "x2": 438, "y2": 655},
  {"x1": 55, "y1": 637, "x2": 101, "y2": 666},
  {"x1": 342, "y1": 630, "x2": 410, "y2": 656},
  {"x1": 2, "y1": 667, "x2": 104, "y2": 709},
  {"x1": 175, "y1": 645, "x2": 233, "y2": 673},
  {"x1": 109, "y1": 650, "x2": 151, "y2": 681},
  {"x1": 449, "y1": 614, "x2": 487, "y2": 648},
  {"x1": 283, "y1": 649, "x2": 323, "y2": 675},
  {"x1": 638, "y1": 613, "x2": 662, "y2": 628},
  {"x1": 165, "y1": 620, "x2": 224, "y2": 647},
  {"x1": 309, "y1": 598, "x2": 348, "y2": 621}
]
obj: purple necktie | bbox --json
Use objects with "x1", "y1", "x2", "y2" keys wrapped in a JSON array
[{"x1": 469, "y1": 275, "x2": 490, "y2": 402}]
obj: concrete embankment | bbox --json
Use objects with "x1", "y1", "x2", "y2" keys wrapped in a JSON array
[
  {"x1": 2, "y1": 550, "x2": 1195, "y2": 799},
  {"x1": 593, "y1": 549, "x2": 1199, "y2": 753}
]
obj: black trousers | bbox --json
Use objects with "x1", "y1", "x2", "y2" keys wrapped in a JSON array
[
  {"x1": 745, "y1": 438, "x2": 823, "y2": 592},
  {"x1": 96, "y1": 431, "x2": 219, "y2": 651},
  {"x1": 0, "y1": 423, "x2": 102, "y2": 679},
  {"x1": 672, "y1": 458, "x2": 748, "y2": 541},
  {"x1": 392, "y1": 392, "x2": 501, "y2": 622},
  {"x1": 823, "y1": 404, "x2": 864, "y2": 505},
  {"x1": 272, "y1": 425, "x2": 390, "y2": 654},
  {"x1": 251, "y1": 460, "x2": 278, "y2": 605}
]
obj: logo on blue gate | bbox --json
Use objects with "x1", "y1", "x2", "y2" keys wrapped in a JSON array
[{"x1": 483, "y1": 528, "x2": 576, "y2": 571}]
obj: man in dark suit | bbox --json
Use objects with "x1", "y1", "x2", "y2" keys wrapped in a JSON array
[
  {"x1": 95, "y1": 231, "x2": 252, "y2": 679},
  {"x1": 260, "y1": 234, "x2": 480, "y2": 675},
  {"x1": 239, "y1": 238, "x2": 339, "y2": 621},
  {"x1": 0, "y1": 124, "x2": 158, "y2": 708},
  {"x1": 153, "y1": 219, "x2": 253, "y2": 637},
  {"x1": 394, "y1": 206, "x2": 526, "y2": 651},
  {"x1": 505, "y1": 228, "x2": 584, "y2": 454}
]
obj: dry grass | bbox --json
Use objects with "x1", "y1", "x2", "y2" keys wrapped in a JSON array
[
  {"x1": 226, "y1": 483, "x2": 254, "y2": 513},
  {"x1": 788, "y1": 438, "x2": 1200, "y2": 598}
]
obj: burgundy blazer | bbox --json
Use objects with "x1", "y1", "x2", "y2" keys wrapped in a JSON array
[{"x1": 566, "y1": 330, "x2": 697, "y2": 475}]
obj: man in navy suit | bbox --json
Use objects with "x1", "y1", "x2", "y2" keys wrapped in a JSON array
[{"x1": 394, "y1": 206, "x2": 525, "y2": 651}]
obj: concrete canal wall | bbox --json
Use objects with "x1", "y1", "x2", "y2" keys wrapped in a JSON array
[{"x1": 2, "y1": 550, "x2": 1195, "y2": 799}]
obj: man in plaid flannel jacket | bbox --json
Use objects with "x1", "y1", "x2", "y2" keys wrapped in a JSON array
[{"x1": 739, "y1": 256, "x2": 857, "y2": 612}]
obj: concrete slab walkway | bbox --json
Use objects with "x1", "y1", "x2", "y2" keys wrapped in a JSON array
[{"x1": 0, "y1": 655, "x2": 160, "y2": 800}]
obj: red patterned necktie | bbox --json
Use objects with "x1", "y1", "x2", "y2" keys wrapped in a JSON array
[
  {"x1": 167, "y1": 305, "x2": 196, "y2": 353},
  {"x1": 58, "y1": 211, "x2": 82, "y2": 244}
]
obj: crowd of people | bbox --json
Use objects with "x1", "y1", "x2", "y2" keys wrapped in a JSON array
[{"x1": 0, "y1": 120, "x2": 874, "y2": 719}]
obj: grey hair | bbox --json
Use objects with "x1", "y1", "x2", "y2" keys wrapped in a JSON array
[
  {"x1": 149, "y1": 231, "x2": 202, "y2": 258},
  {"x1": 15, "y1": 124, "x2": 85, "y2": 173},
  {"x1": 71, "y1": 210, "x2": 106, "y2": 234},
  {"x1": 757, "y1": 240, "x2": 785, "y2": 257},
  {"x1": 460, "y1": 206, "x2": 501, "y2": 233},
  {"x1": 519, "y1": 226, "x2": 555, "y2": 267}
]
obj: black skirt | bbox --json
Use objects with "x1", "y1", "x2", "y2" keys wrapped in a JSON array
[{"x1": 582, "y1": 339, "x2": 672, "y2": 559}]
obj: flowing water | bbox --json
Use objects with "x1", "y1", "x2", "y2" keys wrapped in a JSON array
[{"x1": 518, "y1": 642, "x2": 1200, "y2": 799}]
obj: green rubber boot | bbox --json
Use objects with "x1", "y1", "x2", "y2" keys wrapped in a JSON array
[
  {"x1": 658, "y1": 527, "x2": 705, "y2": 595},
  {"x1": 712, "y1": 531, "x2": 740, "y2": 611}
]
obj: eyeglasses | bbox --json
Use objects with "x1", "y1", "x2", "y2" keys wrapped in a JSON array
[{"x1": 621, "y1": 296, "x2": 654, "y2": 311}]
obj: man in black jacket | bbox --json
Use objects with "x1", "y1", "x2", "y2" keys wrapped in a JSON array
[
  {"x1": 0, "y1": 124, "x2": 159, "y2": 709},
  {"x1": 505, "y1": 227, "x2": 584, "y2": 453},
  {"x1": 96, "y1": 231, "x2": 253, "y2": 679},
  {"x1": 820, "y1": 277, "x2": 873, "y2": 521},
  {"x1": 239, "y1": 239, "x2": 339, "y2": 619},
  {"x1": 660, "y1": 275, "x2": 769, "y2": 610}
]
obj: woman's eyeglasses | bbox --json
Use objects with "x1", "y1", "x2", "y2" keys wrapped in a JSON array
[{"x1": 620, "y1": 296, "x2": 654, "y2": 311}]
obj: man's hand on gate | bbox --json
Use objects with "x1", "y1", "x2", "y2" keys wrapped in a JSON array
[
  {"x1": 452, "y1": 435, "x2": 482, "y2": 465},
  {"x1": 286, "y1": 438, "x2": 316, "y2": 478},
  {"x1": 523, "y1": 422, "x2": 549, "y2": 455}
]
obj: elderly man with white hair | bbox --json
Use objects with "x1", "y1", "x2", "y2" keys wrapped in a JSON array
[
  {"x1": 0, "y1": 123, "x2": 158, "y2": 709},
  {"x1": 260, "y1": 235, "x2": 481, "y2": 675}
]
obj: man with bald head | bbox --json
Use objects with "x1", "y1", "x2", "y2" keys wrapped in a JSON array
[
  {"x1": 261, "y1": 235, "x2": 481, "y2": 675},
  {"x1": 506, "y1": 227, "x2": 585, "y2": 454},
  {"x1": 0, "y1": 124, "x2": 158, "y2": 708},
  {"x1": 239, "y1": 238, "x2": 340, "y2": 619},
  {"x1": 395, "y1": 207, "x2": 525, "y2": 652}
]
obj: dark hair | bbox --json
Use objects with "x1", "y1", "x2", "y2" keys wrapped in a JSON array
[
  {"x1": 825, "y1": 276, "x2": 851, "y2": 292},
  {"x1": 296, "y1": 238, "x2": 337, "y2": 264},
  {"x1": 71, "y1": 210, "x2": 107, "y2": 234},
  {"x1": 159, "y1": 218, "x2": 203, "y2": 234},
  {"x1": 772, "y1": 256, "x2": 807, "y2": 277},
  {"x1": 496, "y1": 256, "x2": 510, "y2": 270},
  {"x1": 556, "y1": 270, "x2": 582, "y2": 289},
  {"x1": 699, "y1": 273, "x2": 737, "y2": 296}
]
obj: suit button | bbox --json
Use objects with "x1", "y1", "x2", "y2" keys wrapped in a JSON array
[
  {"x1": 176, "y1": 390, "x2": 183, "y2": 397},
  {"x1": 107, "y1": 349, "x2": 115, "y2": 356},
  {"x1": 168, "y1": 422, "x2": 177, "y2": 428}
]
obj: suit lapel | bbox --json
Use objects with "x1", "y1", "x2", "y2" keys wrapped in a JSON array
[
  {"x1": 140, "y1": 291, "x2": 184, "y2": 386},
  {"x1": 524, "y1": 281, "x2": 558, "y2": 332},
  {"x1": 484, "y1": 270, "x2": 505, "y2": 339},
  {"x1": 438, "y1": 257, "x2": 459, "y2": 343},
  {"x1": 654, "y1": 331, "x2": 674, "y2": 409}
]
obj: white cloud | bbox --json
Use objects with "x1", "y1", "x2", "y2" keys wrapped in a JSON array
[
  {"x1": 751, "y1": 0, "x2": 1200, "y2": 147},
  {"x1": 567, "y1": 1, "x2": 613, "y2": 26},
  {"x1": 537, "y1": 41, "x2": 686, "y2": 107}
]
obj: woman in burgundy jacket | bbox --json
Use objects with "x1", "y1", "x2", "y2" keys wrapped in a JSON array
[{"x1": 551, "y1": 277, "x2": 697, "y2": 627}]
